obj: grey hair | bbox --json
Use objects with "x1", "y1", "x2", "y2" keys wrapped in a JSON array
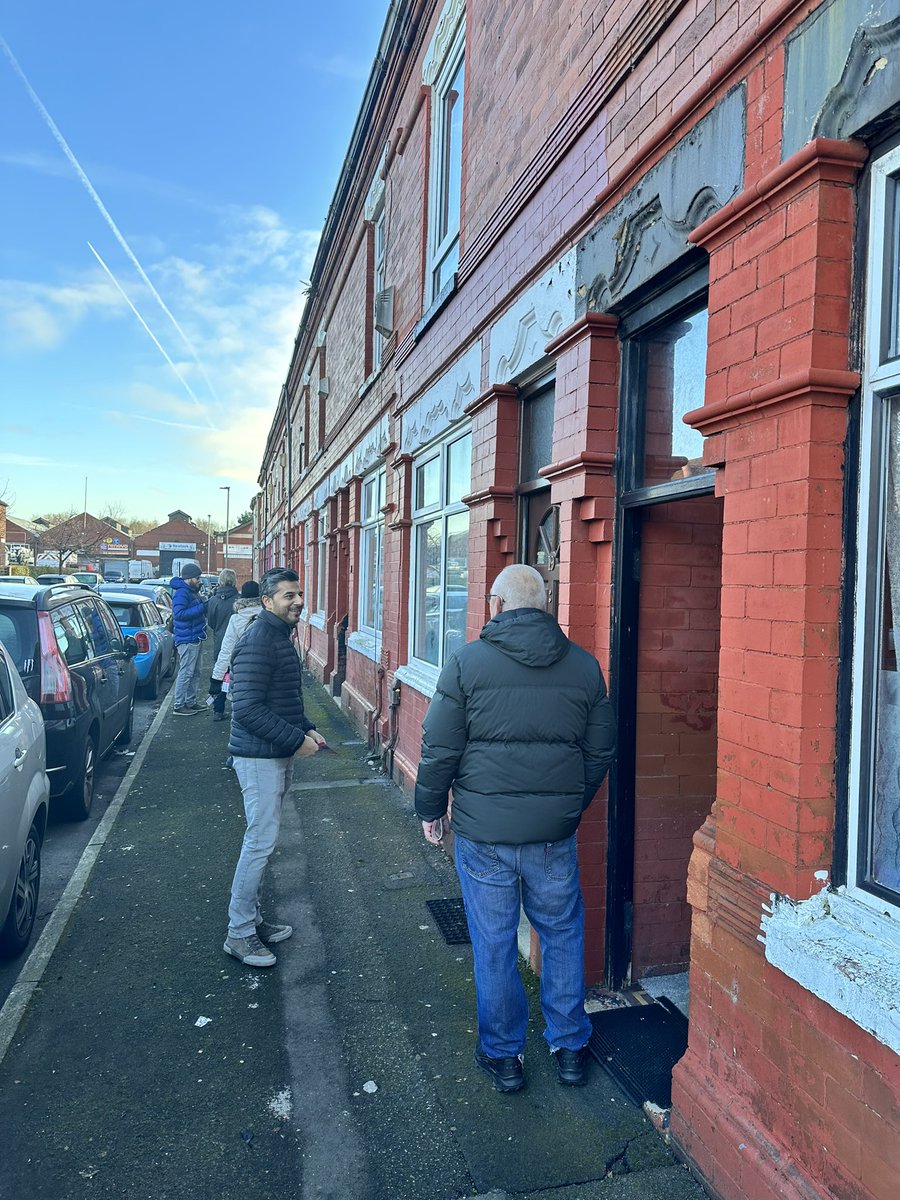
[
  {"x1": 218, "y1": 568, "x2": 237, "y2": 587},
  {"x1": 259, "y1": 567, "x2": 300, "y2": 599},
  {"x1": 491, "y1": 564, "x2": 547, "y2": 611}
]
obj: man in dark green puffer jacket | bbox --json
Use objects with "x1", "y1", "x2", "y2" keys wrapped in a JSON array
[{"x1": 415, "y1": 564, "x2": 616, "y2": 1093}]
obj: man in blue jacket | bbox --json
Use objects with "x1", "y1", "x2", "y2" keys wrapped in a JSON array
[
  {"x1": 170, "y1": 563, "x2": 208, "y2": 716},
  {"x1": 224, "y1": 567, "x2": 324, "y2": 967},
  {"x1": 415, "y1": 564, "x2": 616, "y2": 1093}
]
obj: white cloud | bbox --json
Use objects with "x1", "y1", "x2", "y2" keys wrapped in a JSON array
[
  {"x1": 0, "y1": 275, "x2": 124, "y2": 350},
  {"x1": 0, "y1": 451, "x2": 57, "y2": 467}
]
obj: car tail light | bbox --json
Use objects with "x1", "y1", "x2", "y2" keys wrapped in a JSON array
[
  {"x1": 37, "y1": 610, "x2": 72, "y2": 703},
  {"x1": 135, "y1": 631, "x2": 151, "y2": 653}
]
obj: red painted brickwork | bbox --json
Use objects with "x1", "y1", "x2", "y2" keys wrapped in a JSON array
[{"x1": 632, "y1": 496, "x2": 721, "y2": 977}]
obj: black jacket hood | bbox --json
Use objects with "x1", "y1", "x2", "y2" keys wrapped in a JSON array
[{"x1": 480, "y1": 607, "x2": 569, "y2": 668}]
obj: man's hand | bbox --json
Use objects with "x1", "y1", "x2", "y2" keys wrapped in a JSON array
[
  {"x1": 308, "y1": 730, "x2": 326, "y2": 747},
  {"x1": 422, "y1": 817, "x2": 445, "y2": 845}
]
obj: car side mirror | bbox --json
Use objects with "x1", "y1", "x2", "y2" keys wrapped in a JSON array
[{"x1": 123, "y1": 635, "x2": 139, "y2": 658}]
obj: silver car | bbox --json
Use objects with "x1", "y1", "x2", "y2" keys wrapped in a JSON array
[{"x1": 0, "y1": 638, "x2": 50, "y2": 958}]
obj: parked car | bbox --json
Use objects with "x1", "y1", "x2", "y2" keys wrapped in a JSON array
[
  {"x1": 0, "y1": 583, "x2": 138, "y2": 820},
  {"x1": 102, "y1": 592, "x2": 175, "y2": 699},
  {"x1": 0, "y1": 637, "x2": 50, "y2": 958},
  {"x1": 102, "y1": 569, "x2": 126, "y2": 583},
  {"x1": 0, "y1": 575, "x2": 40, "y2": 586},
  {"x1": 35, "y1": 573, "x2": 82, "y2": 586},
  {"x1": 72, "y1": 572, "x2": 102, "y2": 590},
  {"x1": 98, "y1": 581, "x2": 174, "y2": 613}
]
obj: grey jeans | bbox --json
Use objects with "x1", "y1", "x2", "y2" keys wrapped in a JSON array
[
  {"x1": 228, "y1": 756, "x2": 294, "y2": 939},
  {"x1": 174, "y1": 640, "x2": 202, "y2": 708}
]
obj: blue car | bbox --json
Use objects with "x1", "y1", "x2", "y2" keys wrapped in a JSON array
[{"x1": 102, "y1": 593, "x2": 175, "y2": 699}]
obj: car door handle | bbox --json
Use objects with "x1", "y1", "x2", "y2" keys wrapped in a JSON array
[
  {"x1": 14, "y1": 747, "x2": 27, "y2": 770},
  {"x1": 97, "y1": 671, "x2": 108, "y2": 683}
]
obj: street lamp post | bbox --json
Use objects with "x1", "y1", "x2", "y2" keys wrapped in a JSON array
[
  {"x1": 207, "y1": 514, "x2": 212, "y2": 572},
  {"x1": 220, "y1": 486, "x2": 230, "y2": 570}
]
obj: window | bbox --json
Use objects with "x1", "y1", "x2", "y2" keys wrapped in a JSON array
[
  {"x1": 316, "y1": 507, "x2": 329, "y2": 615},
  {"x1": 849, "y1": 142, "x2": 900, "y2": 911},
  {"x1": 0, "y1": 655, "x2": 14, "y2": 723},
  {"x1": 425, "y1": 16, "x2": 465, "y2": 304},
  {"x1": 373, "y1": 206, "x2": 387, "y2": 370},
  {"x1": 411, "y1": 429, "x2": 471, "y2": 669},
  {"x1": 358, "y1": 469, "x2": 385, "y2": 638}
]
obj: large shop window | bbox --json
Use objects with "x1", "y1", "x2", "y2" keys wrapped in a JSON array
[
  {"x1": 849, "y1": 143, "x2": 900, "y2": 913},
  {"x1": 426, "y1": 24, "x2": 465, "y2": 304},
  {"x1": 358, "y1": 468, "x2": 385, "y2": 638},
  {"x1": 411, "y1": 429, "x2": 471, "y2": 671}
]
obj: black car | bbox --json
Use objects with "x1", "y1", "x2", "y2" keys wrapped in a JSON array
[{"x1": 0, "y1": 583, "x2": 138, "y2": 820}]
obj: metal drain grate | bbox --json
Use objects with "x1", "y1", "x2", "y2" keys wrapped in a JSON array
[{"x1": 425, "y1": 897, "x2": 471, "y2": 945}]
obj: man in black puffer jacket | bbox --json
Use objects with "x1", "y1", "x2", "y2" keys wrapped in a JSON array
[
  {"x1": 415, "y1": 564, "x2": 616, "y2": 1093},
  {"x1": 223, "y1": 567, "x2": 324, "y2": 968}
]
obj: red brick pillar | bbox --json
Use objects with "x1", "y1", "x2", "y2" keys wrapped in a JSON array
[
  {"x1": 543, "y1": 312, "x2": 619, "y2": 984},
  {"x1": 670, "y1": 138, "x2": 867, "y2": 1200},
  {"x1": 463, "y1": 383, "x2": 519, "y2": 642}
]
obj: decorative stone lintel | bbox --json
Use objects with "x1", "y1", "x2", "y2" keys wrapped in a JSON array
[
  {"x1": 539, "y1": 450, "x2": 616, "y2": 484},
  {"x1": 685, "y1": 367, "x2": 860, "y2": 436},
  {"x1": 689, "y1": 137, "x2": 868, "y2": 251},
  {"x1": 463, "y1": 485, "x2": 517, "y2": 508},
  {"x1": 389, "y1": 517, "x2": 412, "y2": 531},
  {"x1": 545, "y1": 312, "x2": 618, "y2": 359},
  {"x1": 464, "y1": 383, "x2": 518, "y2": 418}
]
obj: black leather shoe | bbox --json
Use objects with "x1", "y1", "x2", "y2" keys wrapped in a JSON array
[
  {"x1": 474, "y1": 1044, "x2": 525, "y2": 1093},
  {"x1": 554, "y1": 1046, "x2": 588, "y2": 1086}
]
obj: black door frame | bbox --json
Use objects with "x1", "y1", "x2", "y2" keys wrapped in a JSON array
[{"x1": 606, "y1": 264, "x2": 715, "y2": 989}]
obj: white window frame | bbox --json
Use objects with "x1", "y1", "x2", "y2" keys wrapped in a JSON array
[
  {"x1": 357, "y1": 468, "x2": 385, "y2": 643},
  {"x1": 373, "y1": 205, "x2": 387, "y2": 370},
  {"x1": 848, "y1": 141, "x2": 900, "y2": 918},
  {"x1": 315, "y1": 506, "x2": 329, "y2": 617},
  {"x1": 424, "y1": 16, "x2": 465, "y2": 306},
  {"x1": 404, "y1": 426, "x2": 471, "y2": 686}
]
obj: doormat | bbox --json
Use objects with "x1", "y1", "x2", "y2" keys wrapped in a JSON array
[
  {"x1": 587, "y1": 997, "x2": 688, "y2": 1107},
  {"x1": 425, "y1": 897, "x2": 471, "y2": 945}
]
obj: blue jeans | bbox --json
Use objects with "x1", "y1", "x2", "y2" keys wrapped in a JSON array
[
  {"x1": 228, "y1": 756, "x2": 294, "y2": 938},
  {"x1": 174, "y1": 640, "x2": 202, "y2": 708},
  {"x1": 454, "y1": 833, "x2": 592, "y2": 1059}
]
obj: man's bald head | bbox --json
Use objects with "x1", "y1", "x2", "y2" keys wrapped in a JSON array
[{"x1": 490, "y1": 564, "x2": 547, "y2": 611}]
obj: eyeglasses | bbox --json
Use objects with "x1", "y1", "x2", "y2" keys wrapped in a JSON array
[{"x1": 484, "y1": 592, "x2": 504, "y2": 607}]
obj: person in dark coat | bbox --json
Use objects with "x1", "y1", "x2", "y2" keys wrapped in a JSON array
[
  {"x1": 169, "y1": 563, "x2": 208, "y2": 716},
  {"x1": 207, "y1": 569, "x2": 239, "y2": 655},
  {"x1": 223, "y1": 567, "x2": 324, "y2": 968},
  {"x1": 415, "y1": 563, "x2": 616, "y2": 1093},
  {"x1": 206, "y1": 569, "x2": 239, "y2": 721}
]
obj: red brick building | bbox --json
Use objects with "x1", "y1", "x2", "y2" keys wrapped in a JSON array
[
  {"x1": 254, "y1": 3, "x2": 900, "y2": 1197},
  {"x1": 131, "y1": 510, "x2": 215, "y2": 578}
]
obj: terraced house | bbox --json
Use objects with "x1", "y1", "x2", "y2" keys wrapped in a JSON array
[{"x1": 253, "y1": 2, "x2": 900, "y2": 1197}]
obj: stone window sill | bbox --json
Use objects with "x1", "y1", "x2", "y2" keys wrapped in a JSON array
[
  {"x1": 763, "y1": 886, "x2": 900, "y2": 1055},
  {"x1": 393, "y1": 660, "x2": 439, "y2": 699}
]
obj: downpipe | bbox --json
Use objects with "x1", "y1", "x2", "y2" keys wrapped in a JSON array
[{"x1": 380, "y1": 680, "x2": 401, "y2": 779}]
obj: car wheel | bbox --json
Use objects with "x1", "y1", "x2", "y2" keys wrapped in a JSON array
[
  {"x1": 142, "y1": 661, "x2": 160, "y2": 700},
  {"x1": 116, "y1": 692, "x2": 135, "y2": 747},
  {"x1": 64, "y1": 732, "x2": 98, "y2": 821},
  {"x1": 0, "y1": 819, "x2": 42, "y2": 959}
]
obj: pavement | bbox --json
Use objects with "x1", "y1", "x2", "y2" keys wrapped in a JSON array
[{"x1": 0, "y1": 652, "x2": 710, "y2": 1200}]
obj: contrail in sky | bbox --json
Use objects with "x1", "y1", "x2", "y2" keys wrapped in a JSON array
[
  {"x1": 0, "y1": 33, "x2": 220, "y2": 404},
  {"x1": 88, "y1": 241, "x2": 214, "y2": 426}
]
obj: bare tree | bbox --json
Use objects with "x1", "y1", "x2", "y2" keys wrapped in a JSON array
[{"x1": 39, "y1": 513, "x2": 118, "y2": 570}]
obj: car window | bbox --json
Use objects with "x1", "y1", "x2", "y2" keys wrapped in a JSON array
[
  {"x1": 95, "y1": 601, "x2": 125, "y2": 652},
  {"x1": 0, "y1": 607, "x2": 38, "y2": 675},
  {"x1": 53, "y1": 602, "x2": 92, "y2": 666},
  {"x1": 146, "y1": 602, "x2": 163, "y2": 625},
  {"x1": 109, "y1": 603, "x2": 140, "y2": 627},
  {"x1": 0, "y1": 653, "x2": 14, "y2": 722}
]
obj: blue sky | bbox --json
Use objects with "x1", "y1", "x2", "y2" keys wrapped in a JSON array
[{"x1": 0, "y1": 1, "x2": 387, "y2": 529}]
